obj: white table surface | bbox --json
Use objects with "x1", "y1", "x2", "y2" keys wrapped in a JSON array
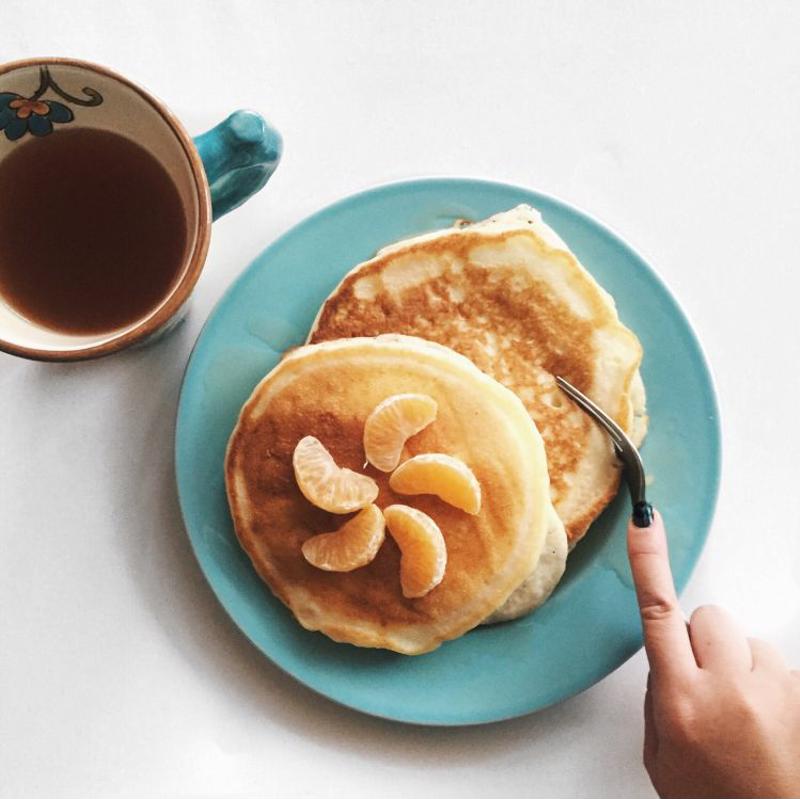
[{"x1": 2, "y1": 2, "x2": 799, "y2": 797}]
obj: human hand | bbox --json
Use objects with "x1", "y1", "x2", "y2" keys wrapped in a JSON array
[{"x1": 627, "y1": 511, "x2": 800, "y2": 799}]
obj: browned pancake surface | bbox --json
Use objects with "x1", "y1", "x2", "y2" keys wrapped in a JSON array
[
  {"x1": 311, "y1": 229, "x2": 639, "y2": 544},
  {"x1": 225, "y1": 337, "x2": 550, "y2": 654}
]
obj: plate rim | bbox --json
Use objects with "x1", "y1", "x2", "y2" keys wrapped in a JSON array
[{"x1": 174, "y1": 175, "x2": 722, "y2": 725}]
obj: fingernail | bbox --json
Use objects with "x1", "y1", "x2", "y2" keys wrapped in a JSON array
[{"x1": 632, "y1": 501, "x2": 654, "y2": 528}]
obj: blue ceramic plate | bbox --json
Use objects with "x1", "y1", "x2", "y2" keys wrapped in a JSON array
[{"x1": 175, "y1": 178, "x2": 720, "y2": 725}]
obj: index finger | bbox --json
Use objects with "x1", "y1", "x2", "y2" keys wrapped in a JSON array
[{"x1": 627, "y1": 510, "x2": 697, "y2": 681}]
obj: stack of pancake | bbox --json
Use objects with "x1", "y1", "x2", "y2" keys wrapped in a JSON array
[{"x1": 226, "y1": 205, "x2": 646, "y2": 654}]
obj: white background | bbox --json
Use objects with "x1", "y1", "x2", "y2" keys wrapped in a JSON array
[{"x1": 2, "y1": 2, "x2": 799, "y2": 797}]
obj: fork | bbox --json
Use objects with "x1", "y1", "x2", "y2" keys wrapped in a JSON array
[{"x1": 555, "y1": 376, "x2": 654, "y2": 528}]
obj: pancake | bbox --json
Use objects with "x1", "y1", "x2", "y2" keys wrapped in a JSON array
[
  {"x1": 309, "y1": 205, "x2": 647, "y2": 552},
  {"x1": 484, "y1": 505, "x2": 567, "y2": 624},
  {"x1": 225, "y1": 334, "x2": 559, "y2": 655}
]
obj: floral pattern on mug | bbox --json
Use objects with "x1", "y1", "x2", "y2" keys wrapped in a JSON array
[
  {"x1": 0, "y1": 66, "x2": 102, "y2": 142},
  {"x1": 0, "y1": 93, "x2": 74, "y2": 140}
]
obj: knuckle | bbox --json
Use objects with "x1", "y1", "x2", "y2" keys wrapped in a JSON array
[
  {"x1": 629, "y1": 536, "x2": 663, "y2": 557},
  {"x1": 735, "y1": 696, "x2": 761, "y2": 726},
  {"x1": 664, "y1": 709, "x2": 697, "y2": 745},
  {"x1": 659, "y1": 693, "x2": 698, "y2": 744},
  {"x1": 639, "y1": 592, "x2": 679, "y2": 623},
  {"x1": 726, "y1": 677, "x2": 762, "y2": 722}
]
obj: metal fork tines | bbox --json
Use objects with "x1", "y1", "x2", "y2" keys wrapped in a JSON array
[{"x1": 554, "y1": 376, "x2": 647, "y2": 512}]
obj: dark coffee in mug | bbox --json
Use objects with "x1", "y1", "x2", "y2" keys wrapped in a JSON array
[{"x1": 0, "y1": 127, "x2": 188, "y2": 335}]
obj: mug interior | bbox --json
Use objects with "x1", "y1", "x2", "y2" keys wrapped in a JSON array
[{"x1": 0, "y1": 59, "x2": 210, "y2": 359}]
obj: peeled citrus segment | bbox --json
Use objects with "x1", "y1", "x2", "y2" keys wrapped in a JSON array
[
  {"x1": 383, "y1": 504, "x2": 447, "y2": 598},
  {"x1": 293, "y1": 435, "x2": 378, "y2": 513},
  {"x1": 388, "y1": 453, "x2": 481, "y2": 514},
  {"x1": 301, "y1": 504, "x2": 385, "y2": 571},
  {"x1": 363, "y1": 393, "x2": 438, "y2": 472}
]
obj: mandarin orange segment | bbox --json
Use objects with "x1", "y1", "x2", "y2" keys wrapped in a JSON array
[
  {"x1": 301, "y1": 504, "x2": 386, "y2": 571},
  {"x1": 383, "y1": 504, "x2": 447, "y2": 598},
  {"x1": 293, "y1": 435, "x2": 378, "y2": 513},
  {"x1": 388, "y1": 453, "x2": 481, "y2": 514},
  {"x1": 363, "y1": 393, "x2": 438, "y2": 472}
]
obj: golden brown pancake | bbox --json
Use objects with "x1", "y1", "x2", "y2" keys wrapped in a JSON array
[
  {"x1": 309, "y1": 206, "x2": 647, "y2": 549},
  {"x1": 225, "y1": 335, "x2": 558, "y2": 654}
]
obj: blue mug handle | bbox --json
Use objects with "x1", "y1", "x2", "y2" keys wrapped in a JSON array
[{"x1": 193, "y1": 110, "x2": 282, "y2": 221}]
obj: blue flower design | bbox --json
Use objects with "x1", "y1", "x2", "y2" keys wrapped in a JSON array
[{"x1": 0, "y1": 92, "x2": 74, "y2": 141}]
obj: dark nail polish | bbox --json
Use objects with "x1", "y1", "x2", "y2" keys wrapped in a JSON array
[{"x1": 632, "y1": 501, "x2": 654, "y2": 528}]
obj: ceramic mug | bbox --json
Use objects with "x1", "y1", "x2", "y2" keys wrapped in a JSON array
[{"x1": 0, "y1": 57, "x2": 282, "y2": 361}]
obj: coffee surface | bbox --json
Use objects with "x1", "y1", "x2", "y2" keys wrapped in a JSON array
[{"x1": 0, "y1": 128, "x2": 188, "y2": 334}]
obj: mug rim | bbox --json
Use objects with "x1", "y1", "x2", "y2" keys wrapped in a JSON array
[{"x1": 0, "y1": 56, "x2": 213, "y2": 362}]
